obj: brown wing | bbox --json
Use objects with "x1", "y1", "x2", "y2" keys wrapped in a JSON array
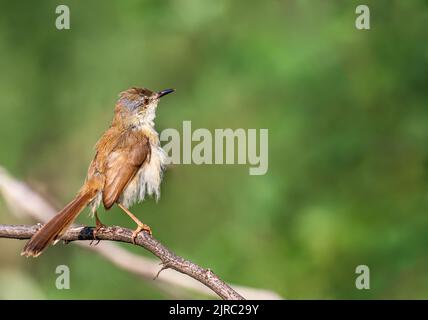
[{"x1": 102, "y1": 131, "x2": 150, "y2": 209}]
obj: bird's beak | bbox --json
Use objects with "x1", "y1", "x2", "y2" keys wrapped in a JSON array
[{"x1": 158, "y1": 88, "x2": 175, "y2": 98}]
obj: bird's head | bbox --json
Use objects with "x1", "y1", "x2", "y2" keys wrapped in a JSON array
[{"x1": 115, "y1": 87, "x2": 175, "y2": 127}]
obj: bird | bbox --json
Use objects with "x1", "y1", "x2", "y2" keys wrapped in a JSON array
[{"x1": 21, "y1": 87, "x2": 175, "y2": 257}]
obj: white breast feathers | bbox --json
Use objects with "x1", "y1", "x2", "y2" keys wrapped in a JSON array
[{"x1": 119, "y1": 141, "x2": 167, "y2": 208}]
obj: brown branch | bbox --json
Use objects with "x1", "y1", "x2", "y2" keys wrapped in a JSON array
[
  {"x1": 0, "y1": 166, "x2": 283, "y2": 300},
  {"x1": 0, "y1": 223, "x2": 244, "y2": 300}
]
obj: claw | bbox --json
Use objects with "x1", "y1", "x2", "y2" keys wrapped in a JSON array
[
  {"x1": 90, "y1": 239, "x2": 101, "y2": 246},
  {"x1": 131, "y1": 223, "x2": 152, "y2": 244},
  {"x1": 91, "y1": 210, "x2": 106, "y2": 246}
]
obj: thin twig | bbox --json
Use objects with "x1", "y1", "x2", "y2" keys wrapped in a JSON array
[
  {"x1": 0, "y1": 166, "x2": 282, "y2": 300},
  {"x1": 0, "y1": 223, "x2": 244, "y2": 300}
]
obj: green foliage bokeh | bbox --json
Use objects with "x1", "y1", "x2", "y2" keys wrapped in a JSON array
[{"x1": 1, "y1": 0, "x2": 428, "y2": 299}]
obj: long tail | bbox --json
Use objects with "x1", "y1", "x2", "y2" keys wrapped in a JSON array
[{"x1": 21, "y1": 190, "x2": 95, "y2": 257}]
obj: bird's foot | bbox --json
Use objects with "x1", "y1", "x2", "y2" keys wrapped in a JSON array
[
  {"x1": 90, "y1": 220, "x2": 107, "y2": 246},
  {"x1": 131, "y1": 223, "x2": 152, "y2": 244}
]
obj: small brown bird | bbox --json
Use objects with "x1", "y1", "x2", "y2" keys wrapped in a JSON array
[{"x1": 21, "y1": 87, "x2": 174, "y2": 257}]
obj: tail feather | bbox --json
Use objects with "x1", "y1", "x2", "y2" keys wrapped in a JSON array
[{"x1": 21, "y1": 191, "x2": 94, "y2": 257}]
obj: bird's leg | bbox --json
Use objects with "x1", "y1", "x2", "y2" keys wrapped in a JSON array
[
  {"x1": 117, "y1": 203, "x2": 152, "y2": 244},
  {"x1": 90, "y1": 210, "x2": 106, "y2": 246}
]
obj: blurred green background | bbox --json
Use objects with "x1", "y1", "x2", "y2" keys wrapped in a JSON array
[{"x1": 1, "y1": 0, "x2": 428, "y2": 299}]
